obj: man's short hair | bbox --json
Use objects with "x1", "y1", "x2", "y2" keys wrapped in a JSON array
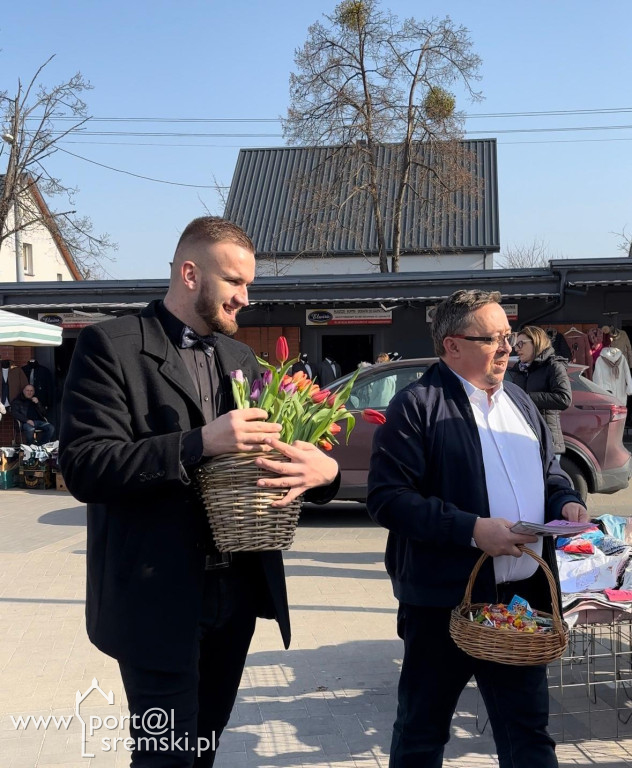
[
  {"x1": 175, "y1": 216, "x2": 255, "y2": 255},
  {"x1": 431, "y1": 289, "x2": 503, "y2": 357}
]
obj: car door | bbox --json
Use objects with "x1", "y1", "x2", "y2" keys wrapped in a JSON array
[{"x1": 332, "y1": 363, "x2": 430, "y2": 500}]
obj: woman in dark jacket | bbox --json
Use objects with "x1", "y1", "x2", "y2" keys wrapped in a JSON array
[{"x1": 509, "y1": 325, "x2": 572, "y2": 456}]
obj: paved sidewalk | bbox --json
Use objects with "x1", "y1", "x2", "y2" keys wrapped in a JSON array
[{"x1": 0, "y1": 488, "x2": 631, "y2": 767}]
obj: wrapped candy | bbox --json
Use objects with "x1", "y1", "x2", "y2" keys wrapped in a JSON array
[{"x1": 471, "y1": 595, "x2": 553, "y2": 634}]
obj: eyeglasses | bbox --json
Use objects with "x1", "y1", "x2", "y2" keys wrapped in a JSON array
[
  {"x1": 513, "y1": 340, "x2": 531, "y2": 350},
  {"x1": 451, "y1": 332, "x2": 517, "y2": 348}
]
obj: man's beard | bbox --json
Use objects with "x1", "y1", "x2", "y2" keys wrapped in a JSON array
[{"x1": 194, "y1": 281, "x2": 239, "y2": 336}]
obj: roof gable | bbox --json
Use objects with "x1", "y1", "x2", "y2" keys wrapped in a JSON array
[{"x1": 0, "y1": 175, "x2": 82, "y2": 280}]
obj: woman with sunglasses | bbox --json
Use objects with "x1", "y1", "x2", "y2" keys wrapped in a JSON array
[{"x1": 508, "y1": 325, "x2": 572, "y2": 459}]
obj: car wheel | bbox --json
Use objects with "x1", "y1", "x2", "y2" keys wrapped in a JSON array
[{"x1": 559, "y1": 456, "x2": 588, "y2": 501}]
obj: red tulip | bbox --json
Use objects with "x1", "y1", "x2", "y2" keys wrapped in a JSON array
[
  {"x1": 329, "y1": 423, "x2": 342, "y2": 435},
  {"x1": 318, "y1": 439, "x2": 333, "y2": 451},
  {"x1": 362, "y1": 408, "x2": 386, "y2": 425},
  {"x1": 311, "y1": 389, "x2": 331, "y2": 404},
  {"x1": 276, "y1": 336, "x2": 289, "y2": 364}
]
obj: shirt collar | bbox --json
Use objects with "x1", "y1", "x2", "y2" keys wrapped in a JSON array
[{"x1": 450, "y1": 368, "x2": 504, "y2": 406}]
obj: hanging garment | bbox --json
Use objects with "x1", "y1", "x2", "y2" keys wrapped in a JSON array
[
  {"x1": 564, "y1": 328, "x2": 593, "y2": 378},
  {"x1": 609, "y1": 328, "x2": 632, "y2": 368},
  {"x1": 21, "y1": 361, "x2": 55, "y2": 409},
  {"x1": 593, "y1": 347, "x2": 632, "y2": 404},
  {"x1": 546, "y1": 329, "x2": 571, "y2": 360},
  {"x1": 587, "y1": 327, "x2": 604, "y2": 364}
]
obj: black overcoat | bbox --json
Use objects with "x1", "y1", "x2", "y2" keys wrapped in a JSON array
[{"x1": 60, "y1": 301, "x2": 337, "y2": 671}]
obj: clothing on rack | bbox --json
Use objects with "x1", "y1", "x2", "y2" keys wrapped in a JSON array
[
  {"x1": 21, "y1": 360, "x2": 55, "y2": 409},
  {"x1": 1, "y1": 361, "x2": 28, "y2": 408},
  {"x1": 316, "y1": 358, "x2": 341, "y2": 386},
  {"x1": 609, "y1": 328, "x2": 632, "y2": 368},
  {"x1": 563, "y1": 327, "x2": 593, "y2": 378},
  {"x1": 593, "y1": 347, "x2": 632, "y2": 405},
  {"x1": 546, "y1": 328, "x2": 571, "y2": 360}
]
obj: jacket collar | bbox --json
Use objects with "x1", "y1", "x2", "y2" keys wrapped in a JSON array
[{"x1": 138, "y1": 300, "x2": 255, "y2": 411}]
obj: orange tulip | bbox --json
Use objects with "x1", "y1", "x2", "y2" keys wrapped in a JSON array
[
  {"x1": 329, "y1": 423, "x2": 342, "y2": 435},
  {"x1": 318, "y1": 439, "x2": 333, "y2": 451}
]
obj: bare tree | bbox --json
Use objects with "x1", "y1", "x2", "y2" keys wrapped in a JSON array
[
  {"x1": 0, "y1": 56, "x2": 116, "y2": 279},
  {"x1": 612, "y1": 227, "x2": 632, "y2": 258},
  {"x1": 497, "y1": 239, "x2": 554, "y2": 269},
  {"x1": 282, "y1": 0, "x2": 482, "y2": 272}
]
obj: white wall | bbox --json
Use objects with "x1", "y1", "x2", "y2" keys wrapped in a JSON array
[
  {"x1": 256, "y1": 251, "x2": 495, "y2": 277},
  {"x1": 0, "y1": 198, "x2": 76, "y2": 282}
]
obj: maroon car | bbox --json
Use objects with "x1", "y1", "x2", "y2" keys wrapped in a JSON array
[{"x1": 329, "y1": 358, "x2": 631, "y2": 502}]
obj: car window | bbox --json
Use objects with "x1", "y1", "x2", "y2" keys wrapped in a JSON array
[
  {"x1": 569, "y1": 371, "x2": 614, "y2": 396},
  {"x1": 347, "y1": 366, "x2": 428, "y2": 410}
]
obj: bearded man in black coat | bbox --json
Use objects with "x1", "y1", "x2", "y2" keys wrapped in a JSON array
[{"x1": 60, "y1": 217, "x2": 340, "y2": 767}]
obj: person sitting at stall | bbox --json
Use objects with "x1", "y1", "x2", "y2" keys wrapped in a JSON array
[{"x1": 10, "y1": 384, "x2": 56, "y2": 445}]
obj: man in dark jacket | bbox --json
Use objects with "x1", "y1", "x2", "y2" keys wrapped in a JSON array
[
  {"x1": 60, "y1": 217, "x2": 340, "y2": 767},
  {"x1": 367, "y1": 289, "x2": 588, "y2": 768},
  {"x1": 11, "y1": 384, "x2": 55, "y2": 444}
]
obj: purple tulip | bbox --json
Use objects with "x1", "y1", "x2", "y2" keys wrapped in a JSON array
[
  {"x1": 231, "y1": 370, "x2": 244, "y2": 383},
  {"x1": 263, "y1": 370, "x2": 273, "y2": 385},
  {"x1": 280, "y1": 381, "x2": 297, "y2": 395},
  {"x1": 250, "y1": 380, "x2": 263, "y2": 401}
]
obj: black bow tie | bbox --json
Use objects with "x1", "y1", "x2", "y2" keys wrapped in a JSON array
[{"x1": 180, "y1": 326, "x2": 216, "y2": 356}]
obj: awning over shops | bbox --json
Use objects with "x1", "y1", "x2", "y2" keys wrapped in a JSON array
[{"x1": 0, "y1": 309, "x2": 63, "y2": 347}]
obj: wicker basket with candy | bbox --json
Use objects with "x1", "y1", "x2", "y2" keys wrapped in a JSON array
[{"x1": 450, "y1": 546, "x2": 568, "y2": 665}]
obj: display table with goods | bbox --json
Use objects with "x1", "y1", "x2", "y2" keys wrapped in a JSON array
[
  {"x1": 0, "y1": 447, "x2": 19, "y2": 489},
  {"x1": 196, "y1": 337, "x2": 363, "y2": 552},
  {"x1": 18, "y1": 442, "x2": 57, "y2": 489}
]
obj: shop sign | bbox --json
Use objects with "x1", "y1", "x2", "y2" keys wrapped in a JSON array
[
  {"x1": 305, "y1": 307, "x2": 392, "y2": 326},
  {"x1": 38, "y1": 312, "x2": 109, "y2": 329}
]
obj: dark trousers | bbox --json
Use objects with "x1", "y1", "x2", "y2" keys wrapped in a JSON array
[
  {"x1": 390, "y1": 604, "x2": 557, "y2": 768},
  {"x1": 22, "y1": 420, "x2": 55, "y2": 444},
  {"x1": 119, "y1": 564, "x2": 258, "y2": 767}
]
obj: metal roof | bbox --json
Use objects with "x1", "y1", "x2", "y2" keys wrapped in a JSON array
[
  {"x1": 224, "y1": 140, "x2": 499, "y2": 257},
  {"x1": 567, "y1": 279, "x2": 632, "y2": 287}
]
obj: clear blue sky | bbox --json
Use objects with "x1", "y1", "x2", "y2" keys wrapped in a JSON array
[{"x1": 1, "y1": 0, "x2": 631, "y2": 278}]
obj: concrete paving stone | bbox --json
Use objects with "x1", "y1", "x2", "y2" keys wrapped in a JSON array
[{"x1": 4, "y1": 492, "x2": 632, "y2": 766}]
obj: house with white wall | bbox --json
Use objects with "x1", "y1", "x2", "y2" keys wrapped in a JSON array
[{"x1": 0, "y1": 176, "x2": 82, "y2": 282}]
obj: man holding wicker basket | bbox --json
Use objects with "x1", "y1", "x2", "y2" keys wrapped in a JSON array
[
  {"x1": 367, "y1": 289, "x2": 588, "y2": 768},
  {"x1": 59, "y1": 217, "x2": 340, "y2": 767}
]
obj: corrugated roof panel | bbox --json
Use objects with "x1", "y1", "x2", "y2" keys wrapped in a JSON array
[{"x1": 224, "y1": 140, "x2": 499, "y2": 257}]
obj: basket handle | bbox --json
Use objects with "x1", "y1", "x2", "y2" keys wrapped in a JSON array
[{"x1": 461, "y1": 544, "x2": 565, "y2": 634}]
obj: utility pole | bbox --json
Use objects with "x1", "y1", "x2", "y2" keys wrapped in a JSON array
[{"x1": 2, "y1": 98, "x2": 24, "y2": 281}]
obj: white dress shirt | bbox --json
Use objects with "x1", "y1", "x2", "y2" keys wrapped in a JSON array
[{"x1": 454, "y1": 373, "x2": 545, "y2": 583}]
